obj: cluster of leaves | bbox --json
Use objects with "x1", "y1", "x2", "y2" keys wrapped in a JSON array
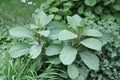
[
  {"x1": 40, "y1": 0, "x2": 120, "y2": 22},
  {"x1": 95, "y1": 16, "x2": 120, "y2": 80},
  {"x1": 37, "y1": 1, "x2": 120, "y2": 79},
  {"x1": 8, "y1": 9, "x2": 104, "y2": 79},
  {"x1": 80, "y1": 10, "x2": 120, "y2": 80},
  {"x1": 0, "y1": 27, "x2": 66, "y2": 80},
  {"x1": 1, "y1": 0, "x2": 120, "y2": 80}
]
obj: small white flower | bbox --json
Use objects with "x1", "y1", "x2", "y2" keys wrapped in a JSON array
[
  {"x1": 21, "y1": 0, "x2": 26, "y2": 3},
  {"x1": 28, "y1": 1, "x2": 32, "y2": 5}
]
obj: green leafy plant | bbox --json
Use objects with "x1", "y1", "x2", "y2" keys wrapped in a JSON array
[
  {"x1": 9, "y1": 9, "x2": 103, "y2": 79},
  {"x1": 1, "y1": 0, "x2": 120, "y2": 80}
]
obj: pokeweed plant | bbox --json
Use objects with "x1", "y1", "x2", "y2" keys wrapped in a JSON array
[{"x1": 9, "y1": 9, "x2": 103, "y2": 79}]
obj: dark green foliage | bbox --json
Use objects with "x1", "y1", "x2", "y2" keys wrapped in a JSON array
[{"x1": 0, "y1": 0, "x2": 120, "y2": 80}]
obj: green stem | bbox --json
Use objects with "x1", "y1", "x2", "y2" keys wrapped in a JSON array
[
  {"x1": 73, "y1": 27, "x2": 81, "y2": 48},
  {"x1": 77, "y1": 27, "x2": 81, "y2": 41},
  {"x1": 46, "y1": 64, "x2": 53, "y2": 70},
  {"x1": 36, "y1": 25, "x2": 41, "y2": 45},
  {"x1": 37, "y1": 33, "x2": 41, "y2": 45}
]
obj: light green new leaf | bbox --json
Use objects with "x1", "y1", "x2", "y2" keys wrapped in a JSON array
[
  {"x1": 67, "y1": 64, "x2": 79, "y2": 79},
  {"x1": 80, "y1": 38, "x2": 102, "y2": 50},
  {"x1": 85, "y1": 0, "x2": 97, "y2": 6},
  {"x1": 67, "y1": 14, "x2": 82, "y2": 31},
  {"x1": 35, "y1": 9, "x2": 54, "y2": 27},
  {"x1": 9, "y1": 43, "x2": 30, "y2": 58},
  {"x1": 54, "y1": 15, "x2": 62, "y2": 20},
  {"x1": 78, "y1": 5, "x2": 84, "y2": 14},
  {"x1": 49, "y1": 7, "x2": 59, "y2": 12},
  {"x1": 82, "y1": 29, "x2": 102, "y2": 37},
  {"x1": 79, "y1": 51, "x2": 99, "y2": 70},
  {"x1": 9, "y1": 27, "x2": 33, "y2": 38},
  {"x1": 46, "y1": 44, "x2": 62, "y2": 56},
  {"x1": 40, "y1": 14, "x2": 54, "y2": 28},
  {"x1": 38, "y1": 30, "x2": 50, "y2": 37},
  {"x1": 79, "y1": 66, "x2": 89, "y2": 79},
  {"x1": 30, "y1": 45, "x2": 42, "y2": 59},
  {"x1": 59, "y1": 46, "x2": 77, "y2": 65},
  {"x1": 58, "y1": 30, "x2": 78, "y2": 41}
]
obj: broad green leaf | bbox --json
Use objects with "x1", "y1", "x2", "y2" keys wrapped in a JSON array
[
  {"x1": 79, "y1": 51, "x2": 99, "y2": 70},
  {"x1": 80, "y1": 38, "x2": 102, "y2": 50},
  {"x1": 9, "y1": 43, "x2": 30, "y2": 58},
  {"x1": 9, "y1": 27, "x2": 33, "y2": 38},
  {"x1": 43, "y1": 15, "x2": 54, "y2": 26},
  {"x1": 30, "y1": 45, "x2": 42, "y2": 59},
  {"x1": 67, "y1": 14, "x2": 82, "y2": 31},
  {"x1": 59, "y1": 45, "x2": 77, "y2": 65},
  {"x1": 67, "y1": 64, "x2": 79, "y2": 79},
  {"x1": 35, "y1": 9, "x2": 54, "y2": 27},
  {"x1": 85, "y1": 0, "x2": 97, "y2": 6},
  {"x1": 47, "y1": 56, "x2": 61, "y2": 64},
  {"x1": 48, "y1": 28, "x2": 62, "y2": 39},
  {"x1": 54, "y1": 15, "x2": 62, "y2": 20},
  {"x1": 46, "y1": 21, "x2": 66, "y2": 29},
  {"x1": 58, "y1": 30, "x2": 78, "y2": 41},
  {"x1": 82, "y1": 29, "x2": 102, "y2": 37},
  {"x1": 38, "y1": 30, "x2": 50, "y2": 37},
  {"x1": 79, "y1": 66, "x2": 89, "y2": 79},
  {"x1": 49, "y1": 7, "x2": 59, "y2": 12},
  {"x1": 46, "y1": 44, "x2": 62, "y2": 56}
]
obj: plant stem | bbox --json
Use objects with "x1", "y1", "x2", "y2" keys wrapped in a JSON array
[{"x1": 73, "y1": 27, "x2": 82, "y2": 48}]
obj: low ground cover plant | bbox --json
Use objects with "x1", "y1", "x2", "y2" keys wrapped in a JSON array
[
  {"x1": 8, "y1": 9, "x2": 104, "y2": 79},
  {"x1": 0, "y1": 0, "x2": 120, "y2": 80}
]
